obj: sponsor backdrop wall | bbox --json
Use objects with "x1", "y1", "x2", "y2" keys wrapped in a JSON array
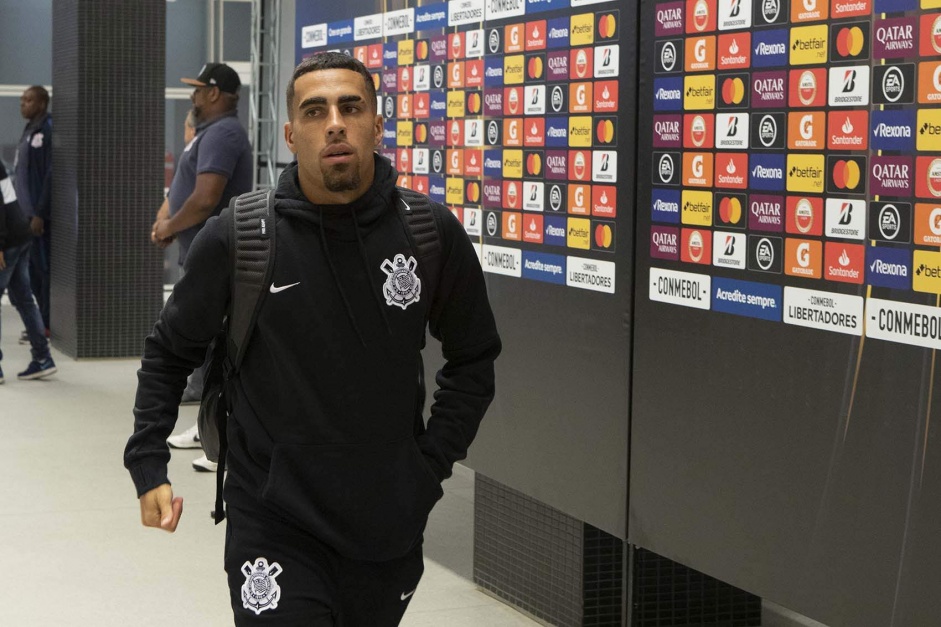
[
  {"x1": 633, "y1": 0, "x2": 941, "y2": 624},
  {"x1": 296, "y1": 0, "x2": 635, "y2": 537}
]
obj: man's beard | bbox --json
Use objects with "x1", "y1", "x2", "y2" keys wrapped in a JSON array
[{"x1": 322, "y1": 163, "x2": 361, "y2": 193}]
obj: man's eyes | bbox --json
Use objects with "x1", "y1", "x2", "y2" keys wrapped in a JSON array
[{"x1": 303, "y1": 104, "x2": 361, "y2": 117}]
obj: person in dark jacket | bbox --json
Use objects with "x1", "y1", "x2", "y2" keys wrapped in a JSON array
[
  {"x1": 124, "y1": 53, "x2": 501, "y2": 626},
  {"x1": 0, "y1": 167, "x2": 57, "y2": 383},
  {"x1": 15, "y1": 85, "x2": 53, "y2": 335}
]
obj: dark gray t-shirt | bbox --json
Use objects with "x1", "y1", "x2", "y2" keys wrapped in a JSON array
[{"x1": 168, "y1": 111, "x2": 252, "y2": 263}]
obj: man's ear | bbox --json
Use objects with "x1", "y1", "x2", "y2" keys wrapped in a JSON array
[
  {"x1": 373, "y1": 114, "x2": 383, "y2": 148},
  {"x1": 284, "y1": 122, "x2": 297, "y2": 154}
]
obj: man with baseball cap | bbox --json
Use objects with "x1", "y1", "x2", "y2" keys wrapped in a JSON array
[{"x1": 153, "y1": 62, "x2": 253, "y2": 471}]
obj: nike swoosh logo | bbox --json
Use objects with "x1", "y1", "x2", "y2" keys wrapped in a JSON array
[
  {"x1": 400, "y1": 589, "x2": 416, "y2": 601},
  {"x1": 269, "y1": 282, "x2": 300, "y2": 294}
]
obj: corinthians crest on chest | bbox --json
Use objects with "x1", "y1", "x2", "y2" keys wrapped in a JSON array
[{"x1": 381, "y1": 253, "x2": 422, "y2": 310}]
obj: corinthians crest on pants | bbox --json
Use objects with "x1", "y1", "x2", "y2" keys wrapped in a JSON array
[
  {"x1": 241, "y1": 557, "x2": 282, "y2": 615},
  {"x1": 381, "y1": 254, "x2": 421, "y2": 310}
]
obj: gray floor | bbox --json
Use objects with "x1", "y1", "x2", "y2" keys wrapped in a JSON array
[{"x1": 0, "y1": 299, "x2": 540, "y2": 627}]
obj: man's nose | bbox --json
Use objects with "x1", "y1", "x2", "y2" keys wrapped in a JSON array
[{"x1": 326, "y1": 107, "x2": 346, "y2": 135}]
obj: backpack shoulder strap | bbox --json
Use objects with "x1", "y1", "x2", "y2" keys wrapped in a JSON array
[
  {"x1": 396, "y1": 186, "x2": 441, "y2": 307},
  {"x1": 228, "y1": 188, "x2": 277, "y2": 371}
]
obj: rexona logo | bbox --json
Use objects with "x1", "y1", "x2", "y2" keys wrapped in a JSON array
[
  {"x1": 867, "y1": 247, "x2": 911, "y2": 290},
  {"x1": 652, "y1": 188, "x2": 681, "y2": 223},
  {"x1": 750, "y1": 154, "x2": 786, "y2": 191},
  {"x1": 829, "y1": 21, "x2": 870, "y2": 63},
  {"x1": 747, "y1": 235, "x2": 783, "y2": 273},
  {"x1": 828, "y1": 65, "x2": 870, "y2": 106},
  {"x1": 785, "y1": 238, "x2": 822, "y2": 278},
  {"x1": 790, "y1": 25, "x2": 828, "y2": 65},
  {"x1": 786, "y1": 196, "x2": 823, "y2": 236},
  {"x1": 719, "y1": 0, "x2": 751, "y2": 30},
  {"x1": 824, "y1": 242, "x2": 864, "y2": 284},
  {"x1": 786, "y1": 153, "x2": 825, "y2": 193},
  {"x1": 752, "y1": 28, "x2": 789, "y2": 66},
  {"x1": 827, "y1": 156, "x2": 867, "y2": 195},
  {"x1": 868, "y1": 201, "x2": 912, "y2": 244},
  {"x1": 871, "y1": 109, "x2": 916, "y2": 152},
  {"x1": 824, "y1": 198, "x2": 866, "y2": 240},
  {"x1": 789, "y1": 68, "x2": 827, "y2": 107},
  {"x1": 654, "y1": 77, "x2": 686, "y2": 110}
]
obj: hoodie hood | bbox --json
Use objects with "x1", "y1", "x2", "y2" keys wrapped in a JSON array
[{"x1": 275, "y1": 153, "x2": 399, "y2": 241}]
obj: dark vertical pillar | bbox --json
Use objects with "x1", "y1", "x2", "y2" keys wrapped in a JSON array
[{"x1": 51, "y1": 0, "x2": 165, "y2": 358}]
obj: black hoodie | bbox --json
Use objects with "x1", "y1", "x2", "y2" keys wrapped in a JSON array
[{"x1": 125, "y1": 155, "x2": 501, "y2": 560}]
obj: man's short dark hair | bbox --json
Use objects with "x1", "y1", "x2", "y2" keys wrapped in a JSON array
[
  {"x1": 28, "y1": 85, "x2": 50, "y2": 110},
  {"x1": 286, "y1": 52, "x2": 377, "y2": 119}
]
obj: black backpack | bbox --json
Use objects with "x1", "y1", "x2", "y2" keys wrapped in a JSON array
[{"x1": 198, "y1": 186, "x2": 442, "y2": 523}]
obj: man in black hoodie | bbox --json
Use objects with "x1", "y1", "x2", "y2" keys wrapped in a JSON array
[{"x1": 124, "y1": 53, "x2": 501, "y2": 625}]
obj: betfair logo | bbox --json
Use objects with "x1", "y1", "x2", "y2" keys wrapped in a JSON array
[
  {"x1": 790, "y1": 25, "x2": 828, "y2": 65},
  {"x1": 785, "y1": 154, "x2": 825, "y2": 193},
  {"x1": 684, "y1": 75, "x2": 716, "y2": 110}
]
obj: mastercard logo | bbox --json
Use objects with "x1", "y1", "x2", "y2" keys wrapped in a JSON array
[
  {"x1": 416, "y1": 40, "x2": 429, "y2": 60},
  {"x1": 596, "y1": 119, "x2": 615, "y2": 144},
  {"x1": 466, "y1": 181, "x2": 480, "y2": 203},
  {"x1": 528, "y1": 57, "x2": 544, "y2": 79},
  {"x1": 832, "y1": 159, "x2": 862, "y2": 191},
  {"x1": 598, "y1": 14, "x2": 617, "y2": 39},
  {"x1": 595, "y1": 224, "x2": 614, "y2": 248},
  {"x1": 721, "y1": 77, "x2": 746, "y2": 105},
  {"x1": 835, "y1": 26, "x2": 865, "y2": 58},
  {"x1": 415, "y1": 124, "x2": 428, "y2": 143},
  {"x1": 467, "y1": 93, "x2": 482, "y2": 114},
  {"x1": 719, "y1": 195, "x2": 742, "y2": 224},
  {"x1": 527, "y1": 153, "x2": 543, "y2": 176}
]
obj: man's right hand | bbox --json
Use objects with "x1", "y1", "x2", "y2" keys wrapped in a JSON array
[{"x1": 139, "y1": 483, "x2": 183, "y2": 532}]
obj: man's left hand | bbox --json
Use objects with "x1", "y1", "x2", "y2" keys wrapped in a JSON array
[
  {"x1": 30, "y1": 216, "x2": 44, "y2": 237},
  {"x1": 152, "y1": 219, "x2": 174, "y2": 243}
]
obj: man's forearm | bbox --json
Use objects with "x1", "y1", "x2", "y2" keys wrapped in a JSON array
[{"x1": 165, "y1": 195, "x2": 216, "y2": 234}]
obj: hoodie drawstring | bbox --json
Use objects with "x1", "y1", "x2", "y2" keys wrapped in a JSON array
[{"x1": 319, "y1": 216, "x2": 368, "y2": 347}]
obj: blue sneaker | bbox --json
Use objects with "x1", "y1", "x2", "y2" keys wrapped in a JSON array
[{"x1": 17, "y1": 358, "x2": 57, "y2": 381}]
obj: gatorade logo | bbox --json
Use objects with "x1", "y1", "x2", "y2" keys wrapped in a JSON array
[
  {"x1": 792, "y1": 0, "x2": 827, "y2": 22},
  {"x1": 686, "y1": 36, "x2": 716, "y2": 72}
]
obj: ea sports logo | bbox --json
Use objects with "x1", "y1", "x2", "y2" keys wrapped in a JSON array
[
  {"x1": 761, "y1": 0, "x2": 780, "y2": 23},
  {"x1": 549, "y1": 185, "x2": 563, "y2": 211},
  {"x1": 487, "y1": 121, "x2": 499, "y2": 145},
  {"x1": 433, "y1": 66, "x2": 444, "y2": 88},
  {"x1": 574, "y1": 151, "x2": 587, "y2": 179},
  {"x1": 882, "y1": 67, "x2": 904, "y2": 103},
  {"x1": 798, "y1": 71, "x2": 817, "y2": 105},
  {"x1": 756, "y1": 238, "x2": 774, "y2": 270},
  {"x1": 758, "y1": 115, "x2": 778, "y2": 147},
  {"x1": 688, "y1": 230, "x2": 705, "y2": 262},
  {"x1": 693, "y1": 0, "x2": 710, "y2": 32},
  {"x1": 486, "y1": 212, "x2": 498, "y2": 236},
  {"x1": 659, "y1": 154, "x2": 674, "y2": 182},
  {"x1": 879, "y1": 204, "x2": 900, "y2": 240},
  {"x1": 551, "y1": 86, "x2": 564, "y2": 112},
  {"x1": 691, "y1": 115, "x2": 707, "y2": 147},
  {"x1": 928, "y1": 159, "x2": 941, "y2": 197},
  {"x1": 795, "y1": 198, "x2": 814, "y2": 233},
  {"x1": 661, "y1": 42, "x2": 677, "y2": 71},
  {"x1": 432, "y1": 151, "x2": 443, "y2": 173},
  {"x1": 488, "y1": 29, "x2": 500, "y2": 54},
  {"x1": 384, "y1": 97, "x2": 395, "y2": 119}
]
